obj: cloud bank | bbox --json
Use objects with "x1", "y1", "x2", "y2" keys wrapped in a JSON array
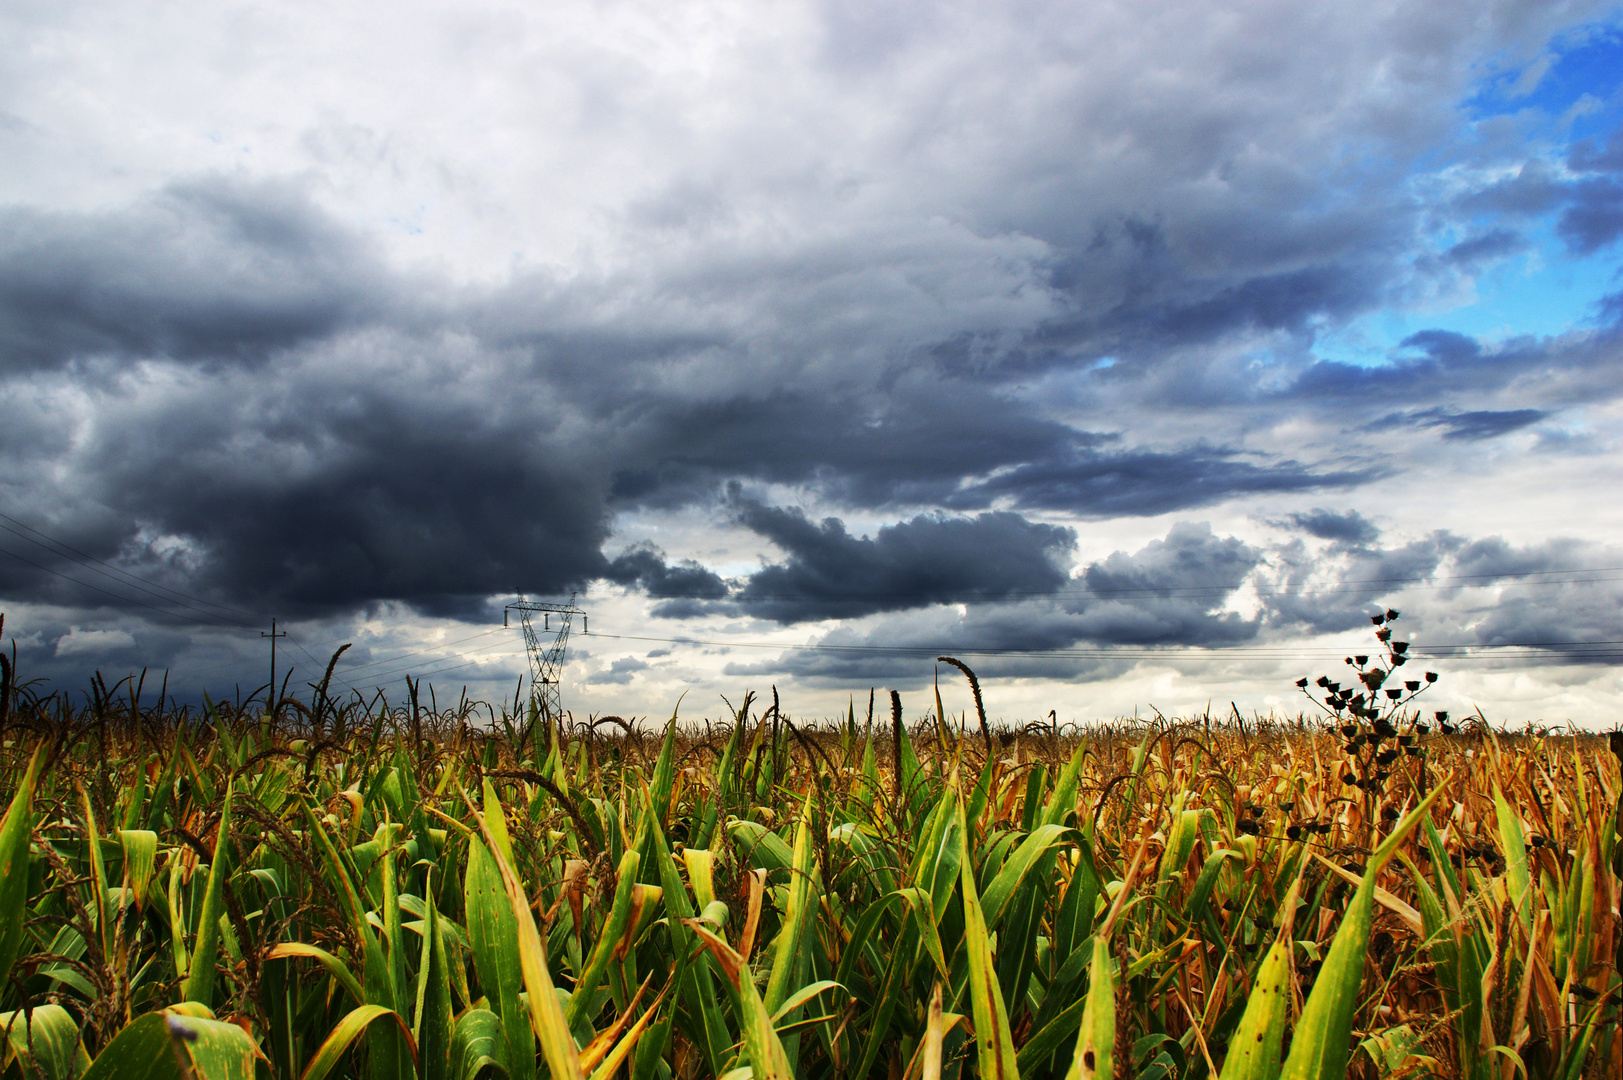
[{"x1": 0, "y1": 1, "x2": 1618, "y2": 719}]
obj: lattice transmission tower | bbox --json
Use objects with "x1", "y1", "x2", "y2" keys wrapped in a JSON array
[{"x1": 504, "y1": 594, "x2": 586, "y2": 722}]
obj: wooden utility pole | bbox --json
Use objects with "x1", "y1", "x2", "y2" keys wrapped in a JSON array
[{"x1": 262, "y1": 619, "x2": 286, "y2": 716}]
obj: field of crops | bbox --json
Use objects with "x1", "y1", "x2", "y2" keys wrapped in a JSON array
[{"x1": 0, "y1": 658, "x2": 1619, "y2": 1080}]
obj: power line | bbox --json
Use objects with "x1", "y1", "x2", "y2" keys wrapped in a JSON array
[
  {"x1": 347, "y1": 640, "x2": 527, "y2": 689},
  {"x1": 290, "y1": 625, "x2": 513, "y2": 682},
  {"x1": 0, "y1": 512, "x2": 264, "y2": 624},
  {"x1": 0, "y1": 544, "x2": 257, "y2": 630},
  {"x1": 273, "y1": 628, "x2": 527, "y2": 700}
]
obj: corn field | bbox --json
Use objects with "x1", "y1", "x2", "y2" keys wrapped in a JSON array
[{"x1": 0, "y1": 670, "x2": 1619, "y2": 1080}]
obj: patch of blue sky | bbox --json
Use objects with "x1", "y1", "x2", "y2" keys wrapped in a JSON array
[
  {"x1": 1310, "y1": 20, "x2": 1623, "y2": 371},
  {"x1": 1466, "y1": 20, "x2": 1623, "y2": 144},
  {"x1": 1315, "y1": 221, "x2": 1619, "y2": 369}
]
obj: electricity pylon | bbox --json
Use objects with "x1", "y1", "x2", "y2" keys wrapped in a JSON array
[{"x1": 504, "y1": 594, "x2": 586, "y2": 722}]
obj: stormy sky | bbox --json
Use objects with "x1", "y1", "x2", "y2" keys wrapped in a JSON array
[{"x1": 2, "y1": 1, "x2": 1621, "y2": 727}]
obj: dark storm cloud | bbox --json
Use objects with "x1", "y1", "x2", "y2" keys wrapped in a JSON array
[
  {"x1": 730, "y1": 497, "x2": 1076, "y2": 623},
  {"x1": 1009, "y1": 230, "x2": 1400, "y2": 376},
  {"x1": 1380, "y1": 406, "x2": 1548, "y2": 441},
  {"x1": 1081, "y1": 522, "x2": 1259, "y2": 612},
  {"x1": 0, "y1": 178, "x2": 391, "y2": 371},
  {"x1": 1399, "y1": 330, "x2": 1481, "y2": 363},
  {"x1": 1458, "y1": 161, "x2": 1568, "y2": 218},
  {"x1": 103, "y1": 403, "x2": 614, "y2": 619},
  {"x1": 1442, "y1": 229, "x2": 1527, "y2": 266},
  {"x1": 1153, "y1": 264, "x2": 1387, "y2": 344},
  {"x1": 1559, "y1": 121, "x2": 1623, "y2": 253},
  {"x1": 954, "y1": 445, "x2": 1372, "y2": 517},
  {"x1": 604, "y1": 544, "x2": 728, "y2": 599},
  {"x1": 0, "y1": 172, "x2": 1389, "y2": 627},
  {"x1": 1426, "y1": 536, "x2": 1623, "y2": 664},
  {"x1": 602, "y1": 383, "x2": 1369, "y2": 518},
  {"x1": 603, "y1": 543, "x2": 729, "y2": 621},
  {"x1": 602, "y1": 386, "x2": 1087, "y2": 511},
  {"x1": 1254, "y1": 530, "x2": 1623, "y2": 653},
  {"x1": 1557, "y1": 177, "x2": 1623, "y2": 254},
  {"x1": 1288, "y1": 321, "x2": 1623, "y2": 412},
  {"x1": 1448, "y1": 535, "x2": 1586, "y2": 580},
  {"x1": 731, "y1": 521, "x2": 1265, "y2": 684},
  {"x1": 1568, "y1": 128, "x2": 1623, "y2": 173},
  {"x1": 1460, "y1": 131, "x2": 1623, "y2": 256},
  {"x1": 1287, "y1": 509, "x2": 1381, "y2": 546}
]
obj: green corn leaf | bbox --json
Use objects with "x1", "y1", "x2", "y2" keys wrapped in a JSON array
[
  {"x1": 1021, "y1": 765, "x2": 1047, "y2": 831},
  {"x1": 415, "y1": 873, "x2": 454, "y2": 1080},
  {"x1": 1492, "y1": 782, "x2": 1533, "y2": 936},
  {"x1": 649, "y1": 708, "x2": 680, "y2": 825},
  {"x1": 851, "y1": 932, "x2": 912, "y2": 1080},
  {"x1": 80, "y1": 1008, "x2": 261, "y2": 1080},
  {"x1": 762, "y1": 790, "x2": 819, "y2": 1017},
  {"x1": 0, "y1": 745, "x2": 46, "y2": 998},
  {"x1": 1158, "y1": 805, "x2": 1205, "y2": 885},
  {"x1": 118, "y1": 753, "x2": 149, "y2": 832},
  {"x1": 1182, "y1": 848, "x2": 1242, "y2": 924},
  {"x1": 464, "y1": 834, "x2": 536, "y2": 1080},
  {"x1": 1, "y1": 1004, "x2": 80, "y2": 1080},
  {"x1": 1279, "y1": 783, "x2": 1446, "y2": 1080},
  {"x1": 471, "y1": 795, "x2": 586, "y2": 1080},
  {"x1": 1415, "y1": 815, "x2": 1484, "y2": 1079},
  {"x1": 854, "y1": 733, "x2": 878, "y2": 814},
  {"x1": 769, "y1": 980, "x2": 844, "y2": 1027},
  {"x1": 142, "y1": 746, "x2": 181, "y2": 834},
  {"x1": 382, "y1": 844, "x2": 407, "y2": 1012},
  {"x1": 832, "y1": 889, "x2": 910, "y2": 990},
  {"x1": 694, "y1": 719, "x2": 744, "y2": 852},
  {"x1": 298, "y1": 1004, "x2": 419, "y2": 1080},
  {"x1": 1218, "y1": 872, "x2": 1305, "y2": 1080},
  {"x1": 897, "y1": 725, "x2": 925, "y2": 820},
  {"x1": 981, "y1": 823, "x2": 1071, "y2": 929},
  {"x1": 264, "y1": 942, "x2": 367, "y2": 1006},
  {"x1": 909, "y1": 787, "x2": 958, "y2": 917},
  {"x1": 302, "y1": 800, "x2": 410, "y2": 1080},
  {"x1": 166, "y1": 860, "x2": 190, "y2": 983},
  {"x1": 451, "y1": 1008, "x2": 511, "y2": 1080},
  {"x1": 683, "y1": 848, "x2": 717, "y2": 908},
  {"x1": 481, "y1": 780, "x2": 515, "y2": 867},
  {"x1": 728, "y1": 820, "x2": 795, "y2": 873},
  {"x1": 118, "y1": 830, "x2": 159, "y2": 910},
  {"x1": 636, "y1": 787, "x2": 731, "y2": 1076},
  {"x1": 955, "y1": 794, "x2": 1019, "y2": 1080},
  {"x1": 565, "y1": 850, "x2": 641, "y2": 1030},
  {"x1": 966, "y1": 753, "x2": 996, "y2": 828},
  {"x1": 76, "y1": 785, "x2": 115, "y2": 964},
  {"x1": 1062, "y1": 936, "x2": 1115, "y2": 1080},
  {"x1": 181, "y1": 777, "x2": 234, "y2": 1006},
  {"x1": 1041, "y1": 745, "x2": 1088, "y2": 828},
  {"x1": 1015, "y1": 985, "x2": 1089, "y2": 1076},
  {"x1": 1053, "y1": 845, "x2": 1102, "y2": 966},
  {"x1": 684, "y1": 920, "x2": 795, "y2": 1080}
]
